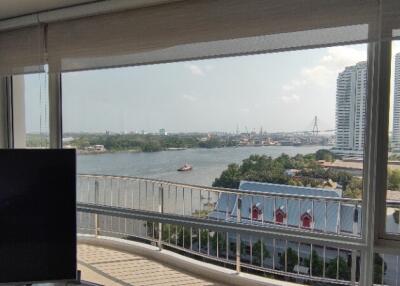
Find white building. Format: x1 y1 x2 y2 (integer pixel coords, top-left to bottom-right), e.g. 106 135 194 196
94 144 105 151
334 61 367 156
392 53 400 153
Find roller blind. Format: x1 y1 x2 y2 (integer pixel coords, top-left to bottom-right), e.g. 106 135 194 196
381 0 400 39
2 0 400 74
0 25 45 76
57 24 370 72
46 0 380 72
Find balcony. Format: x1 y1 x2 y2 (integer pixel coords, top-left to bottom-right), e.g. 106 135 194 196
77 243 227 286
76 175 400 286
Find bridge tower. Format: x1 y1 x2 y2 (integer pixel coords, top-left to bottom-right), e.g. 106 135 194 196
312 116 319 136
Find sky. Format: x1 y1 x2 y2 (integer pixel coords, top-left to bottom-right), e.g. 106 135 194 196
23 42 400 134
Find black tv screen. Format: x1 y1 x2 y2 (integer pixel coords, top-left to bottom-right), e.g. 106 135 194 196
0 149 76 284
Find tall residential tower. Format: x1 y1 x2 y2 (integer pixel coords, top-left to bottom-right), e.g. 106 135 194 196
392 53 400 153
334 61 367 155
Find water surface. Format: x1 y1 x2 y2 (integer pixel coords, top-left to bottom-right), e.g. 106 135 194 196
78 145 325 186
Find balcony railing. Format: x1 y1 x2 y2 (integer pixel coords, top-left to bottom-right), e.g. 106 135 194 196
76 174 400 286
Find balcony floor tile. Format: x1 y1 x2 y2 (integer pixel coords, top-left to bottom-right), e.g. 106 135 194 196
78 243 227 286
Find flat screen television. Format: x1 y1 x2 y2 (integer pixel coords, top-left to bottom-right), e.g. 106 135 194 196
0 149 77 284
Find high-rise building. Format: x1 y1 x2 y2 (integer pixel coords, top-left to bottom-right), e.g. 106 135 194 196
334 61 367 155
392 53 400 153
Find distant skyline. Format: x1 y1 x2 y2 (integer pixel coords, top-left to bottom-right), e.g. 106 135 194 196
23 42 400 134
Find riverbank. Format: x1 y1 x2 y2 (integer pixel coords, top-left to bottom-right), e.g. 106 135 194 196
77 149 141 155
76 144 328 156
77 145 326 186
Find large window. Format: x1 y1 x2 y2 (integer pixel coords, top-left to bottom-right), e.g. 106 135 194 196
63 45 367 189
1 2 399 285
62 44 374 284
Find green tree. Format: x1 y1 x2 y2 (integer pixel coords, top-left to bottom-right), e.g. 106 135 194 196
213 152 359 194
141 140 162 152
388 168 400 191
315 149 336 162
343 177 363 198
213 163 241 188
252 239 270 265
208 232 226 256
304 250 323 277
279 247 298 272
325 256 350 280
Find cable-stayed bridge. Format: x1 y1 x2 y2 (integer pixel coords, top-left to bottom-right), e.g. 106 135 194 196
266 116 335 136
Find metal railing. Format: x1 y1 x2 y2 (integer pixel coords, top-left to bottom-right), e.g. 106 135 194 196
76 174 400 286
77 174 363 237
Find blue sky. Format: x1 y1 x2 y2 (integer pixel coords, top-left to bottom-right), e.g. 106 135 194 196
23 42 400 134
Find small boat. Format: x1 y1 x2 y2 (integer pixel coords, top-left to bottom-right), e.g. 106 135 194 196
177 163 192 172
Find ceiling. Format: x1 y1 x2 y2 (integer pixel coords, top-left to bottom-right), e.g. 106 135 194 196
0 0 99 20
0 0 180 21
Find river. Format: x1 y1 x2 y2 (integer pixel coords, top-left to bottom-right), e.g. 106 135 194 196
78 145 326 186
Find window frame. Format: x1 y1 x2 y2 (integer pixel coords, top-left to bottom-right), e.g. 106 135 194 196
2 25 400 286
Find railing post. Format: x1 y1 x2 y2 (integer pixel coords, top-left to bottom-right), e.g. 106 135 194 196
158 184 164 250
236 195 241 273
351 250 357 286
94 180 99 236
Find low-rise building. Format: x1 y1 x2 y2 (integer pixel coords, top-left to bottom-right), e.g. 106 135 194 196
208 180 398 277
94 144 105 151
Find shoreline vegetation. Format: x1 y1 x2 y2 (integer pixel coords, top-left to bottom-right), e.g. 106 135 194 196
74 146 220 156
62 133 252 153
28 132 330 154
76 147 188 155
57 133 329 154
26 134 400 197
212 150 364 199
212 150 400 198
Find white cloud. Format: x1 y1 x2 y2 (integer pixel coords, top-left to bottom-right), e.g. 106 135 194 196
321 46 366 68
282 46 366 93
282 79 307 91
240 107 250 113
303 46 365 86
281 94 300 103
182 94 198 102
300 65 332 87
186 64 205 76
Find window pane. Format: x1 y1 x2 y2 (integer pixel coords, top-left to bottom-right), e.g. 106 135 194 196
13 70 49 148
65 44 367 284
387 40 400 236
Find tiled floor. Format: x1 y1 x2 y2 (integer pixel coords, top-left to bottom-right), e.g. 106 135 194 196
78 244 226 286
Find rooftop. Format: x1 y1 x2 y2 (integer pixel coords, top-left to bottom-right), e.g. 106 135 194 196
239 180 342 198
